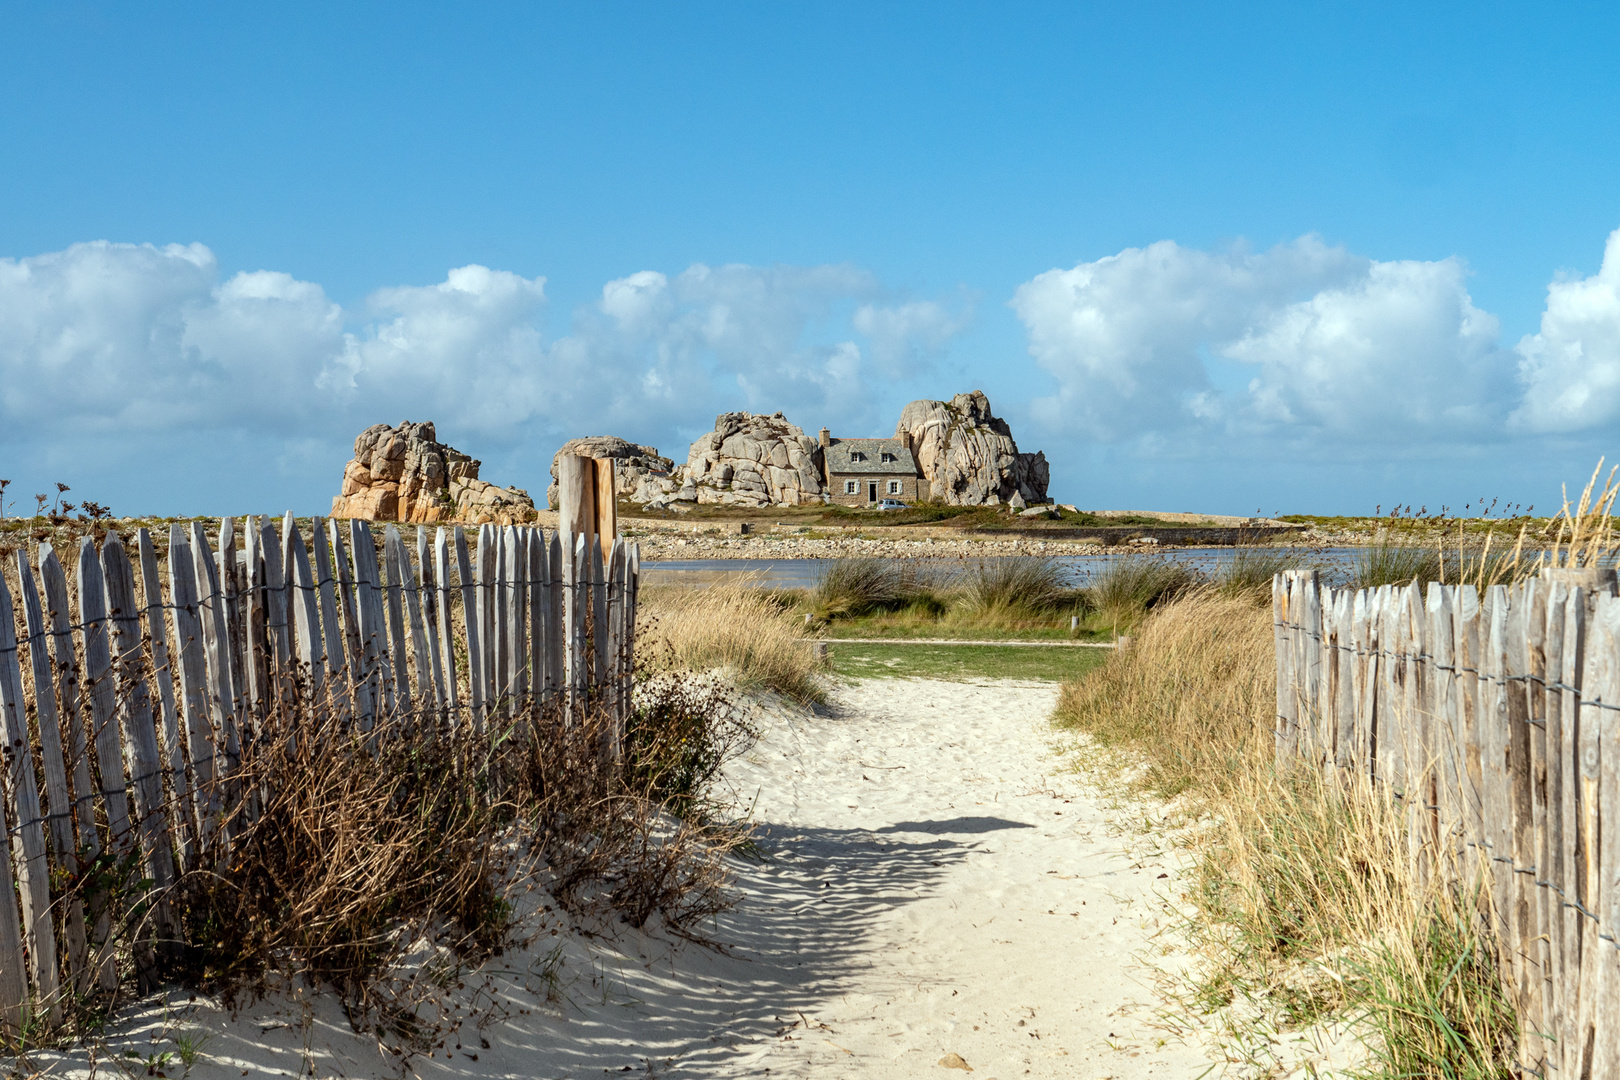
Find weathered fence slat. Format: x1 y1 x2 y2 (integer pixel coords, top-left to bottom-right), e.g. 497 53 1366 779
329 520 370 728
15 552 90 996
477 525 498 716
136 530 184 817
101 533 178 964
349 520 387 724
0 765 27 1038
39 545 105 948
166 527 216 853
505 525 528 716
528 528 549 715
396 528 435 726
0 563 62 1018
381 527 413 721
311 518 347 703
566 534 588 721
493 526 509 716
416 526 447 717
286 516 326 701
1594 592 1620 1078
191 522 241 781
78 537 130 990
455 526 484 734
217 518 247 731
590 536 609 696
1555 584 1584 1079
433 528 460 722
547 531 564 713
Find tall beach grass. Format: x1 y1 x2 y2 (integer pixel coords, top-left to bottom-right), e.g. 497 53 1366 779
639 581 826 703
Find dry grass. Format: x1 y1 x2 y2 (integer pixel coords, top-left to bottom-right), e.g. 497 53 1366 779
1054 589 1516 1076
639 582 826 703
1054 588 1272 797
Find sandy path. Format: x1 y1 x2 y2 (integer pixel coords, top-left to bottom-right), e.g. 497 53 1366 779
702 678 1212 1079
31 678 1212 1079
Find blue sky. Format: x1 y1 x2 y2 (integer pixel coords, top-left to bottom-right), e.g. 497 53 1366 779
3 2 1620 516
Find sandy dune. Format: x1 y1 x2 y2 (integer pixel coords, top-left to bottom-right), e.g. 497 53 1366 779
30 678 1213 1079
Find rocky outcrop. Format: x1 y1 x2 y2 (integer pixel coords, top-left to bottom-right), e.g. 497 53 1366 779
894 391 1050 506
546 437 678 508
331 421 537 524
683 412 827 507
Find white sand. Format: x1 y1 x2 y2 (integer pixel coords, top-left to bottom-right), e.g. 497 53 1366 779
30 678 1215 1079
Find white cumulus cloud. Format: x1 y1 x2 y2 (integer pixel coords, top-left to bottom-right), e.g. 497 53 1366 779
1015 236 1517 449
0 243 970 488
1511 228 1620 434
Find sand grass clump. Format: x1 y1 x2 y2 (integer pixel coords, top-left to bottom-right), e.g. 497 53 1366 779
1081 555 1197 630
960 556 1070 615
1215 544 1303 600
640 582 825 703
1054 589 1516 1074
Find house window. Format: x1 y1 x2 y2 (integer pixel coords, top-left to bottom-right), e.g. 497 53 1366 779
888 480 901 495
845 480 857 494
850 451 865 462
881 452 894 463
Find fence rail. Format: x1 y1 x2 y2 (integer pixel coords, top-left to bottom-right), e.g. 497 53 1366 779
1273 567 1620 1077
0 512 639 1038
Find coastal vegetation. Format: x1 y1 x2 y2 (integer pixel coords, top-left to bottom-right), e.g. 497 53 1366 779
1053 588 1517 1075
1051 468 1620 1075
638 582 826 704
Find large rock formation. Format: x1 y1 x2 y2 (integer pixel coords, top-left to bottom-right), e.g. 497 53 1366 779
547 437 678 508
683 412 826 507
894 391 1050 506
331 421 537 524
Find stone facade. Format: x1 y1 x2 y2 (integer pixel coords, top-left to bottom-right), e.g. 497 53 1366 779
823 437 923 506
547 437 677 509
330 421 537 525
894 390 1050 506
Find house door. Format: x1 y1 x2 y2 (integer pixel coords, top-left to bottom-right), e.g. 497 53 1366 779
868 481 878 503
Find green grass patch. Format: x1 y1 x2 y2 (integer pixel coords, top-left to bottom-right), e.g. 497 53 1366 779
828 641 1108 682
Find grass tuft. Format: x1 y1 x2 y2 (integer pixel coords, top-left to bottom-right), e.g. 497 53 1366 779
640 582 826 703
1079 555 1199 637
960 557 1070 615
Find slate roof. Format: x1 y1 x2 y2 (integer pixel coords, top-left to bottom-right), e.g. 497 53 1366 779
825 438 918 475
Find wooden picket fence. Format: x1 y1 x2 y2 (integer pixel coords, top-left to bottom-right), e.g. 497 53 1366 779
1273 567 1620 1077
0 512 640 1040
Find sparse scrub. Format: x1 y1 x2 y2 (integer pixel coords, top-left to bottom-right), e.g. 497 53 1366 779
1054 589 1516 1075
512 701 747 938
640 582 826 703
170 703 508 1028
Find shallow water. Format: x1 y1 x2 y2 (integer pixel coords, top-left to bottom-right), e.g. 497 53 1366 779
642 548 1368 589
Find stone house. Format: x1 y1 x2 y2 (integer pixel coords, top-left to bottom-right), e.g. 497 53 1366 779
819 428 924 506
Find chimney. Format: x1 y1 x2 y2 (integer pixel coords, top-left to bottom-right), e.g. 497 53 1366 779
819 427 831 448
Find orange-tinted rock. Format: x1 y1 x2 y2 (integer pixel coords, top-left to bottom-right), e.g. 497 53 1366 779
330 421 536 524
